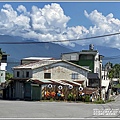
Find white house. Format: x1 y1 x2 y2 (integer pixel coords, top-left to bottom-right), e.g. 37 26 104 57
10 59 91 100
0 52 8 84
13 60 90 84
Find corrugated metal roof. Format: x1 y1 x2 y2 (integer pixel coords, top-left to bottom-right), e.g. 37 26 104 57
30 78 52 84
13 59 91 72
61 80 82 86
74 80 84 84
22 57 53 60
13 60 61 69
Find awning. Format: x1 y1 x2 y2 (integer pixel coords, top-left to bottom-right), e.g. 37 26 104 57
61 80 81 86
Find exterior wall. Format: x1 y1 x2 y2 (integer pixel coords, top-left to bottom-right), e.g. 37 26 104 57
13 69 32 78
0 70 5 83
102 70 108 80
21 60 39 65
101 88 106 101
32 62 88 83
61 53 79 61
94 53 100 74
0 63 7 70
78 59 94 72
0 63 7 83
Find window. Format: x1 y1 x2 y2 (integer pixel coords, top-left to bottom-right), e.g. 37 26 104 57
17 71 20 77
1 73 3 76
44 73 51 79
71 73 78 79
26 71 29 77
89 79 100 87
80 55 94 60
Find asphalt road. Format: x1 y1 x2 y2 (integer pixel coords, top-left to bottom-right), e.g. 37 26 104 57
0 95 120 119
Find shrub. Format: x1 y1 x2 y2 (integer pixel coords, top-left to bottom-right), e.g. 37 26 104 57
50 98 54 102
67 93 73 101
85 95 90 102
94 100 105 104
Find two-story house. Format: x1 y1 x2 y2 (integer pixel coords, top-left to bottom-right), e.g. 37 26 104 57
9 59 90 100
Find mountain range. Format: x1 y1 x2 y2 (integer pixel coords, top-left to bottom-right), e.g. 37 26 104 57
65 43 120 64
0 35 120 73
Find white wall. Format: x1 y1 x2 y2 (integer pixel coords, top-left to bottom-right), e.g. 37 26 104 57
62 53 79 61
101 88 106 101
0 63 7 70
94 53 100 74
0 63 7 83
13 69 32 78
32 62 88 84
13 62 89 87
101 70 108 80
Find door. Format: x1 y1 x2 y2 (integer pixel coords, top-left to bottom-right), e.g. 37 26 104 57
31 84 41 101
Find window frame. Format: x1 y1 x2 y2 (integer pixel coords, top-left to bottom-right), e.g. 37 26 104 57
26 71 29 78
71 73 79 79
44 73 51 79
17 71 20 77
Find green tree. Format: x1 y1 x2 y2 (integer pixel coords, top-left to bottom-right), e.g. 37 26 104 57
108 64 120 79
5 72 13 81
0 48 3 60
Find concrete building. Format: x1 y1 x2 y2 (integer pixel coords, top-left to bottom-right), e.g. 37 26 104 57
61 44 104 88
21 57 54 65
9 59 90 100
0 50 8 84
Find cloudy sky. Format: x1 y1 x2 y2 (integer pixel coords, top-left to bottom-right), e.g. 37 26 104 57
0 2 120 49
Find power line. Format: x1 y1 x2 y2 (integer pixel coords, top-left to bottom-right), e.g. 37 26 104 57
0 32 120 44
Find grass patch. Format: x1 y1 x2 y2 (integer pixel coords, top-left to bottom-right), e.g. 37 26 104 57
93 100 105 104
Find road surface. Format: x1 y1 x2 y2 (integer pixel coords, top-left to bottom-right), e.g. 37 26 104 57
0 95 120 118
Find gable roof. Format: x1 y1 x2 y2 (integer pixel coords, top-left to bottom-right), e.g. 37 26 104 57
13 59 91 72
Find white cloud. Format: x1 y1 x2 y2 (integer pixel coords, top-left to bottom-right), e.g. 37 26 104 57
17 5 27 13
0 3 87 47
84 10 120 49
0 3 120 49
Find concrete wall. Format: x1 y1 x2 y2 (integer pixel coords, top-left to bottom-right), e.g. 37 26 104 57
13 69 32 78
94 53 100 74
0 63 7 83
101 88 106 101
61 53 79 61
0 70 5 83
32 62 88 84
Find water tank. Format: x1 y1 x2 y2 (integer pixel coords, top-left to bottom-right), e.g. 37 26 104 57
89 44 94 50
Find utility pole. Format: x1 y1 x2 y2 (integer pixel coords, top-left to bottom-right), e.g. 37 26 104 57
99 55 104 100
99 59 102 100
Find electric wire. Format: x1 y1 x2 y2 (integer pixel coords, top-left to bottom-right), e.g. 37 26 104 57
0 32 120 44
0 32 120 62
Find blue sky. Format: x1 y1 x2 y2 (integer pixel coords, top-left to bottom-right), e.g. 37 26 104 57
0 2 120 49
1 2 120 28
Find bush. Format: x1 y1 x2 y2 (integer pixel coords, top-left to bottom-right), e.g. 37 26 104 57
67 93 73 101
94 100 105 104
85 95 90 102
49 98 54 102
